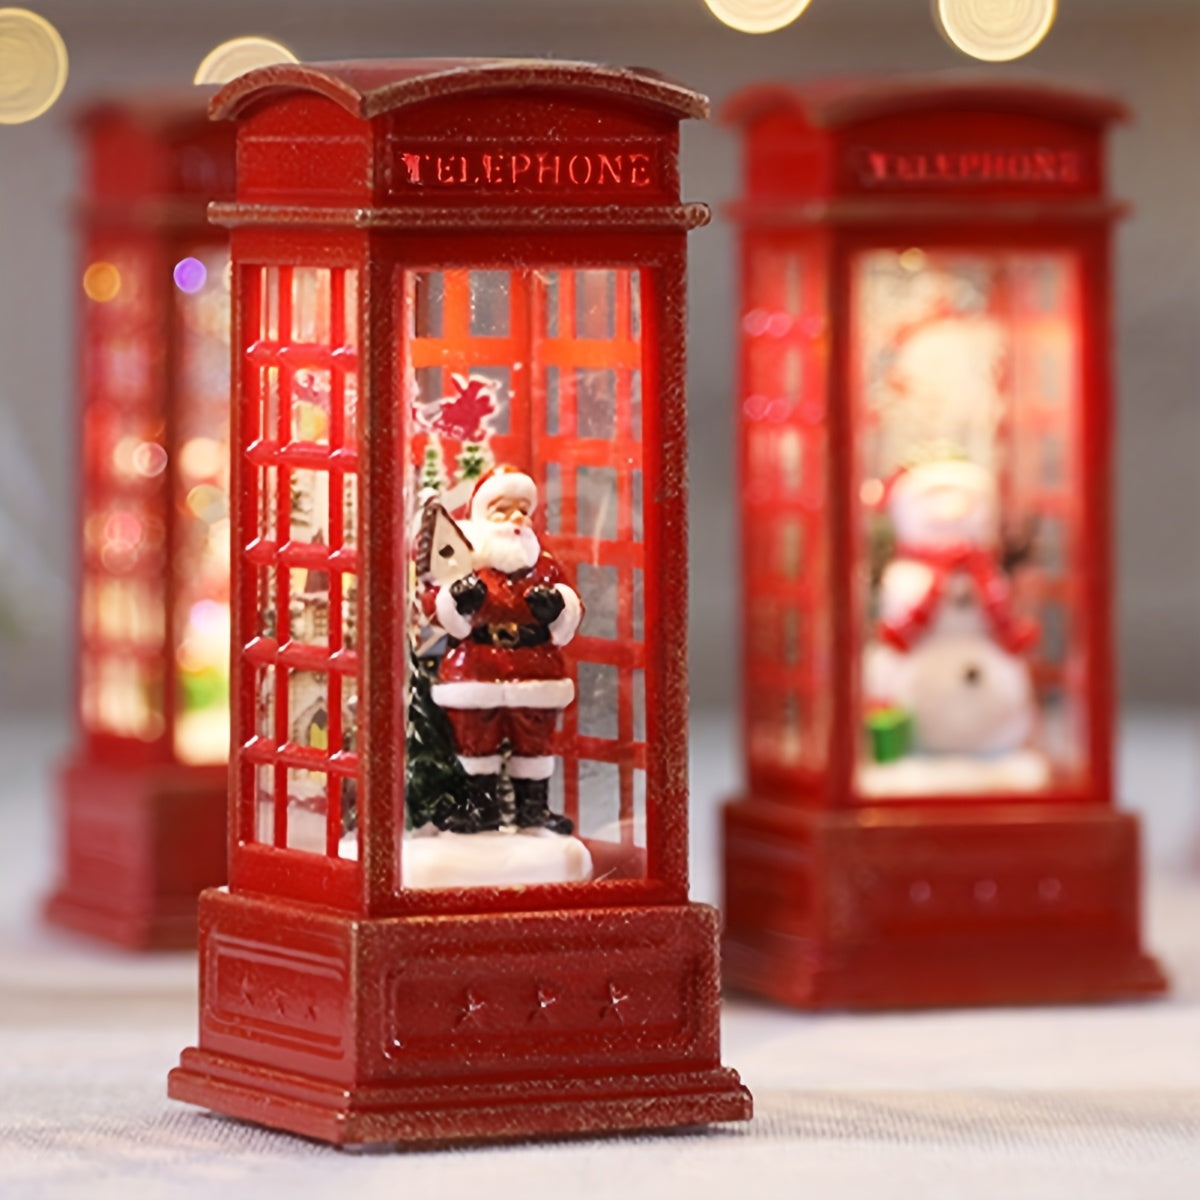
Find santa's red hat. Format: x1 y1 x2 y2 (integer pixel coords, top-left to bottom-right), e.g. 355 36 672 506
469 464 538 522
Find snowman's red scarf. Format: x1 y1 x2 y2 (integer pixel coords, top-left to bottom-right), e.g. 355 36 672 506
880 544 1039 655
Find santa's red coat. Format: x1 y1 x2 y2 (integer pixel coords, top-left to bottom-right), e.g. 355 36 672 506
431 553 580 712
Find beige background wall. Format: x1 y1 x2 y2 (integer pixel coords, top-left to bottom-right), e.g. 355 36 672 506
0 0 1196 715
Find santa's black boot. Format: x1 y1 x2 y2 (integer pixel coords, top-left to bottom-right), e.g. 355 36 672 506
513 778 573 835
434 775 502 833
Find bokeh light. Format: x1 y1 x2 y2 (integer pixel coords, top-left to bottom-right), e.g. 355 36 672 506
0 7 67 124
179 436 224 481
173 256 208 294
132 441 168 478
194 36 298 85
703 0 812 35
82 261 121 303
935 0 1057 62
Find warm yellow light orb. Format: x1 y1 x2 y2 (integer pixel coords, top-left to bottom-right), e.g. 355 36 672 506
0 8 67 124
194 35 298 86
935 0 1057 62
82 261 121 303
703 0 812 35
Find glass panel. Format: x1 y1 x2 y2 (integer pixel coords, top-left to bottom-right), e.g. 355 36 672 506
288 468 331 546
469 270 510 337
400 266 647 890
853 248 1084 799
576 369 616 439
576 563 618 638
285 766 328 852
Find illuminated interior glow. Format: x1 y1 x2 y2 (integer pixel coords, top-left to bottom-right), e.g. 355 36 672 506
82 261 121 303
0 7 67 124
193 36 298 85
703 0 812 35
935 0 1057 62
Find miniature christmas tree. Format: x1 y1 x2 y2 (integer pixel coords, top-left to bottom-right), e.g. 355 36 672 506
420 443 444 492
404 647 466 829
456 440 490 483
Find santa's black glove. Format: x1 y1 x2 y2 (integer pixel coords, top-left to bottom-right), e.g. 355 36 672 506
450 573 487 616
525 585 565 626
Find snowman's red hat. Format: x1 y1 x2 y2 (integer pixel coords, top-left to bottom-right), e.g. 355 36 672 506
469 464 538 522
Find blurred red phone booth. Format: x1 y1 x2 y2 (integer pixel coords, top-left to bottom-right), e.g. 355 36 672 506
167 58 750 1146
45 95 234 949
721 78 1166 1008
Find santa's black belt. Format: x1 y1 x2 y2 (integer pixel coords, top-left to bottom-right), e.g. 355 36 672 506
471 622 550 648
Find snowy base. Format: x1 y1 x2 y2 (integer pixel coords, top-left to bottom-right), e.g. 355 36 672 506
337 826 594 889
857 748 1052 797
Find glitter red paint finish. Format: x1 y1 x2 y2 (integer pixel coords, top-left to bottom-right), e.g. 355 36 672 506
167 58 750 1146
45 96 234 949
721 79 1165 1009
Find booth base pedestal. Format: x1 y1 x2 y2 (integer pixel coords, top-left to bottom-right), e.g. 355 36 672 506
169 890 751 1146
44 756 227 951
721 799 1167 1010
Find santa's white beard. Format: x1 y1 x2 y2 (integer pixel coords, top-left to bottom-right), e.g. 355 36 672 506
468 521 541 575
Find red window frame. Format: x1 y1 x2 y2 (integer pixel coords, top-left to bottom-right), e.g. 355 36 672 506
739 230 830 798
232 259 362 873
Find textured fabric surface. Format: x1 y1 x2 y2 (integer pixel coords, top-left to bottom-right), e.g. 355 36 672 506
2 715 1200 1198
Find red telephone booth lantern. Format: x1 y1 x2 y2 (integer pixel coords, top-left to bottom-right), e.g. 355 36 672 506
45 96 235 949
167 58 750 1146
721 79 1166 1009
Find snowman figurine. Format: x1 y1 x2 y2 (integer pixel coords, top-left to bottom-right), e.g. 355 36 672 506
864 457 1046 790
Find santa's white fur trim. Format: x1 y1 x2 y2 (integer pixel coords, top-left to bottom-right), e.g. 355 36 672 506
471 469 538 522
458 754 502 776
434 585 474 640
508 755 556 780
548 584 582 646
431 678 575 709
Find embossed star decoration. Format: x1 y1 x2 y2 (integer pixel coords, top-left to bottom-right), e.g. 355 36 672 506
530 984 558 1022
456 988 487 1027
600 980 631 1023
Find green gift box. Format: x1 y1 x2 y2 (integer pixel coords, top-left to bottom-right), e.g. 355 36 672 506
865 707 913 763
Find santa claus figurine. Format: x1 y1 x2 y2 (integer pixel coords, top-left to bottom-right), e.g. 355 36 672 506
431 465 583 834
867 457 1040 761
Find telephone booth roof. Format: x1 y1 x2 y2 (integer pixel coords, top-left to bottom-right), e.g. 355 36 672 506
207 58 707 227
77 89 232 219
210 58 707 122
723 76 1127 221
79 90 219 137
721 76 1127 130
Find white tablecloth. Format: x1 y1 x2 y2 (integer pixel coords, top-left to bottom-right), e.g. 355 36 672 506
2 714 1199 1199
